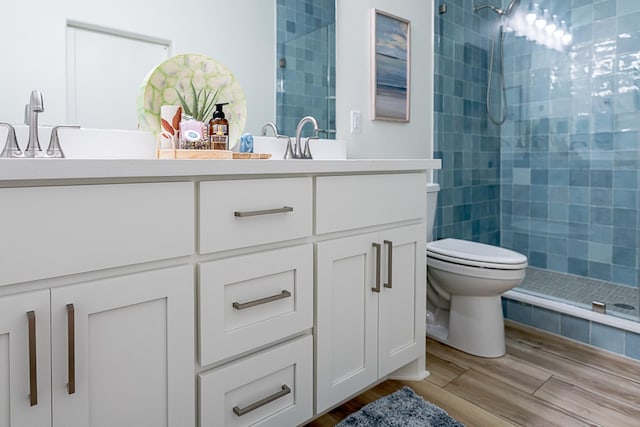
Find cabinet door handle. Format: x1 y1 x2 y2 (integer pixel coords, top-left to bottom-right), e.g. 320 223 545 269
232 384 291 416
66 304 75 395
384 240 393 289
27 311 38 406
234 206 293 217
372 242 381 293
232 290 292 310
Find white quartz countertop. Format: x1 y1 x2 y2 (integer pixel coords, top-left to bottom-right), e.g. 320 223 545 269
0 158 441 183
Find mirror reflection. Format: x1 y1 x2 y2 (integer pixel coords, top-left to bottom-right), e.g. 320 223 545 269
0 0 335 138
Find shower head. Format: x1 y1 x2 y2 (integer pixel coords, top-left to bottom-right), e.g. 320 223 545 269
473 0 521 16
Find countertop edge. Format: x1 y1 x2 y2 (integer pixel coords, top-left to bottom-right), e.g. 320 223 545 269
0 158 442 182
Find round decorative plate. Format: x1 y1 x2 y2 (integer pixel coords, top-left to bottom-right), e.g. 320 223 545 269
136 53 247 148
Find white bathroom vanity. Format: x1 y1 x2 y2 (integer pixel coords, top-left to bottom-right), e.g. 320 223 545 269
0 157 440 426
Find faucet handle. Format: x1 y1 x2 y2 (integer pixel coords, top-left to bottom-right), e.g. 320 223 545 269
46 124 80 158
277 135 295 159
0 122 23 158
302 136 318 160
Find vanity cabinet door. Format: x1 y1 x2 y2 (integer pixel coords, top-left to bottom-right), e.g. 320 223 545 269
315 225 426 413
315 233 379 414
50 265 195 427
378 224 425 378
0 291 51 427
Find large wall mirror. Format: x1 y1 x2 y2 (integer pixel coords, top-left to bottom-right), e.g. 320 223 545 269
0 0 335 139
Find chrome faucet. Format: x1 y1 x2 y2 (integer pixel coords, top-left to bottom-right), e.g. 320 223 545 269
261 121 280 137
295 116 322 159
23 90 44 157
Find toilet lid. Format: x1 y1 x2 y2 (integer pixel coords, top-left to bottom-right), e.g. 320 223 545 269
427 238 527 267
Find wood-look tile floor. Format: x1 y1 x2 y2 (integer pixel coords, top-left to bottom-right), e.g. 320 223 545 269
306 321 640 427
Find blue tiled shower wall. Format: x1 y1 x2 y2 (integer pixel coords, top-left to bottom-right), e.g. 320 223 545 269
434 1 640 288
433 0 502 245
501 0 640 288
276 0 335 138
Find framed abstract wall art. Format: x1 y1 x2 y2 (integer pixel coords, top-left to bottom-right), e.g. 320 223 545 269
371 9 411 122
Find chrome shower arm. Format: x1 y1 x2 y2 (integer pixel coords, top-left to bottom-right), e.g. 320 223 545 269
473 4 506 15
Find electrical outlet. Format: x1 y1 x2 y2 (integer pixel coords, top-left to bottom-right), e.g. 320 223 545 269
350 110 361 134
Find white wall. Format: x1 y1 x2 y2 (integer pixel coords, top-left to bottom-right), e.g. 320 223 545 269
336 0 434 159
0 0 274 135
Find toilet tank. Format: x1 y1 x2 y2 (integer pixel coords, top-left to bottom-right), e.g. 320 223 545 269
426 183 440 242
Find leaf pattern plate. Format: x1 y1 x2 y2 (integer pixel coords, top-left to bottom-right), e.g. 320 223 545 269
137 53 247 148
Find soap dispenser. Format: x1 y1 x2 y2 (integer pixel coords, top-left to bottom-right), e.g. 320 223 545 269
209 103 229 150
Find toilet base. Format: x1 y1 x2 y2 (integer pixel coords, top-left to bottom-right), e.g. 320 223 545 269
427 295 506 358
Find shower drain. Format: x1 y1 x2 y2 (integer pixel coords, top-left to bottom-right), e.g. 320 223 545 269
613 303 636 311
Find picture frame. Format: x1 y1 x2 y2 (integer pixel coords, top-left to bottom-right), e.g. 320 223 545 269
371 9 411 122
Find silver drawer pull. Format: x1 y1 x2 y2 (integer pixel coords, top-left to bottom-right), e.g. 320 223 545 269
27 311 38 406
233 290 292 310
233 384 291 416
384 240 393 289
234 206 293 217
372 243 381 293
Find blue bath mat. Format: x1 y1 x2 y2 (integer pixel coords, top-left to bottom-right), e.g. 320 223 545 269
336 386 464 427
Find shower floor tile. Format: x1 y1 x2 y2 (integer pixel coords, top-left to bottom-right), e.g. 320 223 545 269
516 267 639 320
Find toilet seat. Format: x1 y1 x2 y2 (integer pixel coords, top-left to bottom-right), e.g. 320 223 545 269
427 238 527 270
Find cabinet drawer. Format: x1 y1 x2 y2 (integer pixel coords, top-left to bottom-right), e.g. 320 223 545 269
199 335 312 427
316 173 426 234
199 178 312 253
0 182 194 286
199 245 312 366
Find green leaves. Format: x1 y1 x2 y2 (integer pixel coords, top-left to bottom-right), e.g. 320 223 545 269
176 82 219 121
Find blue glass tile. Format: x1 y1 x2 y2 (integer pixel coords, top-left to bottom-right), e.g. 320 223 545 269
613 189 637 209
618 12 640 33
560 315 590 344
568 257 589 276
531 307 560 333
591 207 612 225
569 187 590 204
590 224 612 244
591 323 624 354
530 252 548 268
569 205 589 223
506 299 533 325
613 227 637 248
625 332 640 361
613 131 637 150
569 170 589 186
549 187 568 202
612 246 636 267
589 261 611 281
618 0 640 16
589 242 612 263
590 188 612 206
592 132 613 150
613 208 637 225
612 265 636 286
547 256 568 272
613 170 638 189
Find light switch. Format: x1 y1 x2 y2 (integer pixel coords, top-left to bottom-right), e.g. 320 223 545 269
350 110 361 134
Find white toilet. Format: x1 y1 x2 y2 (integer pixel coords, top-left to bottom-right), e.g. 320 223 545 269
425 183 527 357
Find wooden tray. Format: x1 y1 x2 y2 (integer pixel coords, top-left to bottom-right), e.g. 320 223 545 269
232 153 272 159
157 149 233 159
